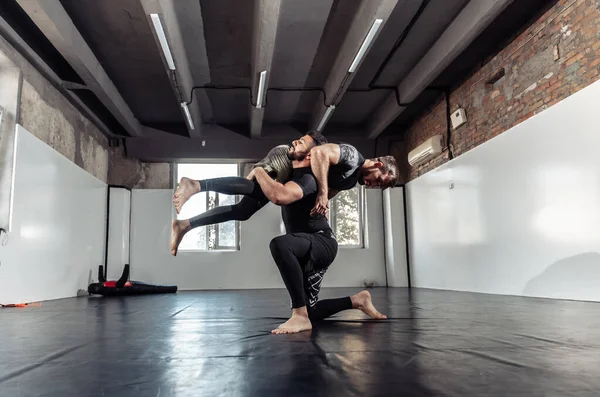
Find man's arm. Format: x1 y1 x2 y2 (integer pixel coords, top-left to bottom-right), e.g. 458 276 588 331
311 144 340 196
310 144 340 215
251 167 304 205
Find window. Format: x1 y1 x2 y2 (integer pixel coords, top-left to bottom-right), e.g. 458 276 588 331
175 163 240 251
328 186 366 248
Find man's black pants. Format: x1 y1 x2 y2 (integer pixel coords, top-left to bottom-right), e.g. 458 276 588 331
269 232 352 321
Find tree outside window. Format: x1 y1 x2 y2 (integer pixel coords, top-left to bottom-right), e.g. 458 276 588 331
329 186 365 248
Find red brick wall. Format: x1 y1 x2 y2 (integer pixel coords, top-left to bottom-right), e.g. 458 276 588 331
402 0 600 181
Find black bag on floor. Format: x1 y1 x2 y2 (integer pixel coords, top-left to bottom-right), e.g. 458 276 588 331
87 265 177 296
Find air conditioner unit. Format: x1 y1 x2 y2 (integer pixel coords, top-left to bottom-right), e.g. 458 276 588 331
408 135 443 167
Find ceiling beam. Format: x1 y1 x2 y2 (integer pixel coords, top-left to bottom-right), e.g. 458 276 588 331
140 0 212 137
15 0 143 137
128 136 293 162
310 0 398 132
367 0 515 139
0 14 123 140
126 129 376 162
250 0 283 138
61 81 87 90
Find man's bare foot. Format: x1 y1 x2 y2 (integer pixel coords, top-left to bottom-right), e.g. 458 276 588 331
170 219 191 256
272 309 312 334
351 290 387 320
173 177 201 214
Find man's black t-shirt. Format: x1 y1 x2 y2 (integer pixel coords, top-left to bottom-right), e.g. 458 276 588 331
281 167 331 234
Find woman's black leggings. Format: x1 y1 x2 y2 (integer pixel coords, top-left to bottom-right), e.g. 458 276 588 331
189 177 269 229
269 234 352 321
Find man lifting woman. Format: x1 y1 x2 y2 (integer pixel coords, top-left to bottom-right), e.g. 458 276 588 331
170 131 399 255
169 131 397 333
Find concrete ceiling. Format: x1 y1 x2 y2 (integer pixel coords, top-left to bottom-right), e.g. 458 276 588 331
61 0 182 125
3 0 557 160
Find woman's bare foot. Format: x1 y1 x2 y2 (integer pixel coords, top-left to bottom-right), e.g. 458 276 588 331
173 177 201 214
170 219 191 256
351 290 387 320
272 308 312 334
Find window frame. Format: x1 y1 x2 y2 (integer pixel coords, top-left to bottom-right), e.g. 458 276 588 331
173 161 242 252
328 185 366 249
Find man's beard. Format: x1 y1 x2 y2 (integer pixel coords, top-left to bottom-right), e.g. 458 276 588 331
287 148 306 161
286 144 295 160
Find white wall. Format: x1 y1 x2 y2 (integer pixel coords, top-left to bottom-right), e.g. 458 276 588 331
0 125 106 303
406 78 600 302
329 189 386 287
0 56 22 232
383 187 409 287
129 189 386 289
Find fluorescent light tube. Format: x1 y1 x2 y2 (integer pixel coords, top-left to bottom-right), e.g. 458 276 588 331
181 102 195 130
256 70 267 108
348 19 383 73
150 13 176 70
317 105 336 131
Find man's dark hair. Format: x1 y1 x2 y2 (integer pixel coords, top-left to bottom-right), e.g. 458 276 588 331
306 130 328 146
375 155 399 188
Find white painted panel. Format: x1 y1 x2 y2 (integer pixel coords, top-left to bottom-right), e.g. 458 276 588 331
0 62 22 232
383 187 409 287
129 189 386 289
406 78 600 302
106 187 131 280
0 125 106 303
